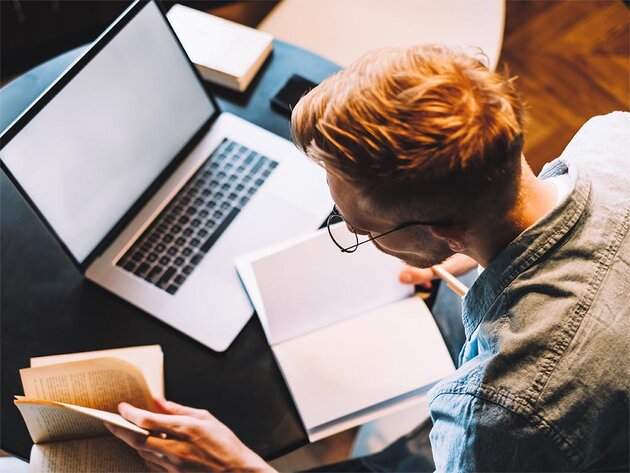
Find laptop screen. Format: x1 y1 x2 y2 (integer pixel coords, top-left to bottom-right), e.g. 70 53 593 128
0 1 216 264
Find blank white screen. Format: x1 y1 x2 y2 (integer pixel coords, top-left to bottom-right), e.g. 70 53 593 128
1 2 215 263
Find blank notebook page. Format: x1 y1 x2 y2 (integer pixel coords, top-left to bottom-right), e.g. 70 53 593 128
272 296 454 430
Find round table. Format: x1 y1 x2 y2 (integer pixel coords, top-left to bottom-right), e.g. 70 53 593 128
0 39 467 462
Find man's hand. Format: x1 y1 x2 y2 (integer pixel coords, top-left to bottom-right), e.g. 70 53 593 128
105 397 274 473
399 254 477 287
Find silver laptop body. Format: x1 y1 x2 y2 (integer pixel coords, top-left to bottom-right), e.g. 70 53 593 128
0 0 332 351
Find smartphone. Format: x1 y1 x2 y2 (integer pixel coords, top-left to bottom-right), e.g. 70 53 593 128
270 74 319 116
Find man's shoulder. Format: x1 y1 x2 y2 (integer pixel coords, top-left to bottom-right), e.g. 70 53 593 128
560 111 630 184
428 383 576 471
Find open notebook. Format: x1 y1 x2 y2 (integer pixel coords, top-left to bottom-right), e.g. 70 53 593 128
236 226 455 441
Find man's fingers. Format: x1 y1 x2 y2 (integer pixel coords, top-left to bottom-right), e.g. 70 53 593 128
154 397 214 421
138 450 175 472
118 402 193 437
105 421 184 455
399 266 434 287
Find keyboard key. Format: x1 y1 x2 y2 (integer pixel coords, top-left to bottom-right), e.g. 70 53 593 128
213 210 223 218
167 246 178 256
159 256 170 266
175 237 186 246
200 207 241 253
137 262 150 274
131 252 143 262
183 265 194 275
166 285 178 295
251 157 265 174
199 209 209 218
157 267 176 287
147 253 158 262
205 220 216 228
156 244 166 252
198 229 208 237
191 218 201 227
191 254 203 264
186 206 196 215
163 235 173 243
175 275 186 284
171 224 182 234
228 193 238 201
182 248 193 257
244 152 256 165
190 238 200 247
220 202 230 210
178 215 190 224
183 228 193 237
221 183 230 191
201 189 211 196
194 197 204 205
147 266 162 282
174 257 185 266
123 261 136 271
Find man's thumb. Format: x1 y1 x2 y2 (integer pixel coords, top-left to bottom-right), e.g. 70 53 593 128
399 266 434 287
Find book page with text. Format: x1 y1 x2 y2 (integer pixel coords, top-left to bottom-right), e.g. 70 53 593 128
15 397 149 443
16 399 109 444
30 437 147 472
20 358 155 412
30 345 164 397
249 225 412 344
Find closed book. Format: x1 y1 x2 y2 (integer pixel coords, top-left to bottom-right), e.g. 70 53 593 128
167 4 273 91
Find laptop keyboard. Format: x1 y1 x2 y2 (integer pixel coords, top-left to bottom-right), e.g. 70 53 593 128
117 139 278 294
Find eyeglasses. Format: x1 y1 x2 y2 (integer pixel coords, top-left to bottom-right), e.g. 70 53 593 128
327 206 451 253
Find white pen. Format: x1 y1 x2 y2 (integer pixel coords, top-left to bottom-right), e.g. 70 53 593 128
431 265 469 297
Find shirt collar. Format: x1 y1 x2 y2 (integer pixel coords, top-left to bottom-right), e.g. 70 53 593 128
460 159 591 339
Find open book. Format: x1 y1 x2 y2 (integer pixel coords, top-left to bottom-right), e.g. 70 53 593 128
15 345 163 472
236 226 455 441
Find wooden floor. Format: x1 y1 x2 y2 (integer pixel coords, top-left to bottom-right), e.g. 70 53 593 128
500 0 630 173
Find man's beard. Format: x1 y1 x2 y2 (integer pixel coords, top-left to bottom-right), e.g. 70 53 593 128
372 239 454 269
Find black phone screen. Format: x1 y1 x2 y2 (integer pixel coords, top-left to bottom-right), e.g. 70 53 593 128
270 74 319 116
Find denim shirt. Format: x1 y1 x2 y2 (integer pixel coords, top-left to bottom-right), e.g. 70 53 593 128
428 112 630 472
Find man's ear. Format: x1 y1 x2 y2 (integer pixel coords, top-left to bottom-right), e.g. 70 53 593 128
429 225 469 252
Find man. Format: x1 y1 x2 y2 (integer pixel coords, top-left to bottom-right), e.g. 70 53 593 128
107 45 629 471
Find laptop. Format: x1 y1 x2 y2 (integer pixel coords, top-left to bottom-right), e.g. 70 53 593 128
0 0 332 352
